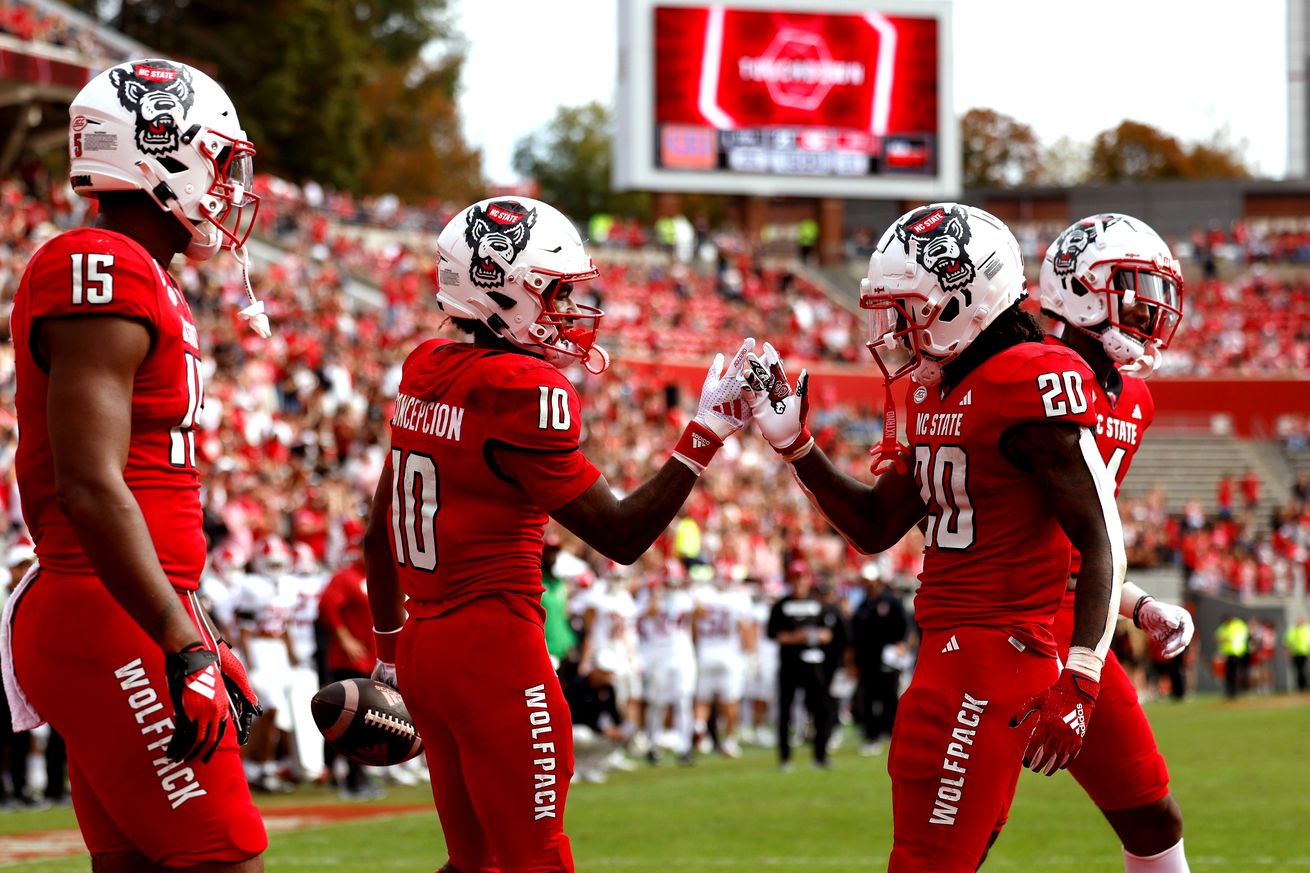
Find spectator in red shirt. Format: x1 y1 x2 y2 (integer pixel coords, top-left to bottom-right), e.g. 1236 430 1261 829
1241 469 1261 511
1217 474 1234 520
317 553 378 798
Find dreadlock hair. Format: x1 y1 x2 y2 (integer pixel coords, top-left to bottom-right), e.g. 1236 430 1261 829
449 316 499 344
941 300 1045 389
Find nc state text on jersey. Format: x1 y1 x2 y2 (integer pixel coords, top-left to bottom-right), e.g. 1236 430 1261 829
916 412 964 438
390 393 465 441
1097 415 1139 445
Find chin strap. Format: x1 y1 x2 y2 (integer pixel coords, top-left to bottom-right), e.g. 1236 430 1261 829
869 393 910 475
582 343 610 375
1118 342 1164 379
231 244 271 339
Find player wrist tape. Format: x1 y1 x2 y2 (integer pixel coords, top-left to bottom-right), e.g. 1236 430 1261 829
373 627 402 664
672 420 724 476
1064 645 1104 685
1132 594 1155 629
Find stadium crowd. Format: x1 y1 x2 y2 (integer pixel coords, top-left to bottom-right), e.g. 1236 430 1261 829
2 171 1309 802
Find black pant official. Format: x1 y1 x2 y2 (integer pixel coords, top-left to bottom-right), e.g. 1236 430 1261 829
777 660 832 766
855 665 900 744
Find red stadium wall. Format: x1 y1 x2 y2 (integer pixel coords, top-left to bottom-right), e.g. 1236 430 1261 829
621 358 1310 437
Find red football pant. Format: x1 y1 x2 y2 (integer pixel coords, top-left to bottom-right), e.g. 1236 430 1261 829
888 627 1058 873
1053 595 1171 810
10 571 267 865
398 595 575 873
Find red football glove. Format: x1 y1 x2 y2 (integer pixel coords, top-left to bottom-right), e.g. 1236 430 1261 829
216 639 262 745
1008 668 1099 776
165 642 229 764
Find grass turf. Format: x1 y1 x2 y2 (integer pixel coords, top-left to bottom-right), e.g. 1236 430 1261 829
3 694 1307 871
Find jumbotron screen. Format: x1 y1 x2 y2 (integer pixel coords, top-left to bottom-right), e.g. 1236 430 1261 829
654 5 939 179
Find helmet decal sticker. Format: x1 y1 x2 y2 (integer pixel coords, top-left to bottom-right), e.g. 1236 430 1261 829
1051 213 1122 279
895 204 976 302
108 61 195 156
463 200 538 288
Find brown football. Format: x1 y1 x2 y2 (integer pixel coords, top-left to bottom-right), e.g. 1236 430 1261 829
311 678 424 767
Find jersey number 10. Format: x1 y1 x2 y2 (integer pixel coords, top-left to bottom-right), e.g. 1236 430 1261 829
390 448 439 571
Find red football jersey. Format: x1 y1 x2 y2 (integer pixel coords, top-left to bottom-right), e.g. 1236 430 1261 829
11 228 207 585
385 339 600 621
1045 337 1155 575
907 341 1097 654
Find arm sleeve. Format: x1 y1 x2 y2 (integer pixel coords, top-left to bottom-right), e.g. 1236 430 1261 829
491 364 601 511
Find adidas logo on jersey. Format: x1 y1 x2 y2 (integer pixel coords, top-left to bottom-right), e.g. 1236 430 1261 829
691 434 711 449
1131 404 1142 420
941 635 960 653
958 390 972 406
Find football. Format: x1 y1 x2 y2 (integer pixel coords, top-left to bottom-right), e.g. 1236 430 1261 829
311 678 424 767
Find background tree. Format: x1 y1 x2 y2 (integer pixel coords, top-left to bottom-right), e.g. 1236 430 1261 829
960 108 1043 189
1087 120 1250 181
69 0 482 200
1087 120 1191 181
1035 135 1090 187
512 101 647 222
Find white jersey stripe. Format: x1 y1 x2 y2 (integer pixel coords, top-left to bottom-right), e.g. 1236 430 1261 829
1077 428 1126 661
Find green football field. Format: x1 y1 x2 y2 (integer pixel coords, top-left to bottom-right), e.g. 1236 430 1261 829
3 695 1307 871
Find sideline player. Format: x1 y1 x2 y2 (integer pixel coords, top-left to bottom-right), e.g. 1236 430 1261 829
363 196 753 873
743 203 1125 872
1039 214 1194 872
691 565 753 756
4 60 267 870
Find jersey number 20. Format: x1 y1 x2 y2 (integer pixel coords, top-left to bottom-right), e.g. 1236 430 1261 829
390 448 439 571
914 445 975 550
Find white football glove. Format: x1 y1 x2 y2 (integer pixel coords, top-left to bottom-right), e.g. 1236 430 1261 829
695 338 756 439
740 341 813 460
673 338 755 475
1135 598 1194 660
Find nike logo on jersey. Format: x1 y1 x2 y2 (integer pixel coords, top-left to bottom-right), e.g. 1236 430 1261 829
1131 404 1142 420
941 635 960 653
958 390 972 406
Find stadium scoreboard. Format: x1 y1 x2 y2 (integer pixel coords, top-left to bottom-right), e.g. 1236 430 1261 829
616 0 958 199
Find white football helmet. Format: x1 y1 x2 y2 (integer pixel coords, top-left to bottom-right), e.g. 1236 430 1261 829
1039 213 1184 377
436 197 607 373
861 203 1025 387
69 59 259 261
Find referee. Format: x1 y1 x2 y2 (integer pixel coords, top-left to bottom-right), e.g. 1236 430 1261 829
767 572 843 770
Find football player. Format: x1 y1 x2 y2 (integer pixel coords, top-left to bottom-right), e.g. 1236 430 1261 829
634 571 699 764
742 203 1125 872
691 565 754 756
4 60 266 870
1039 214 1194 873
363 196 753 873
